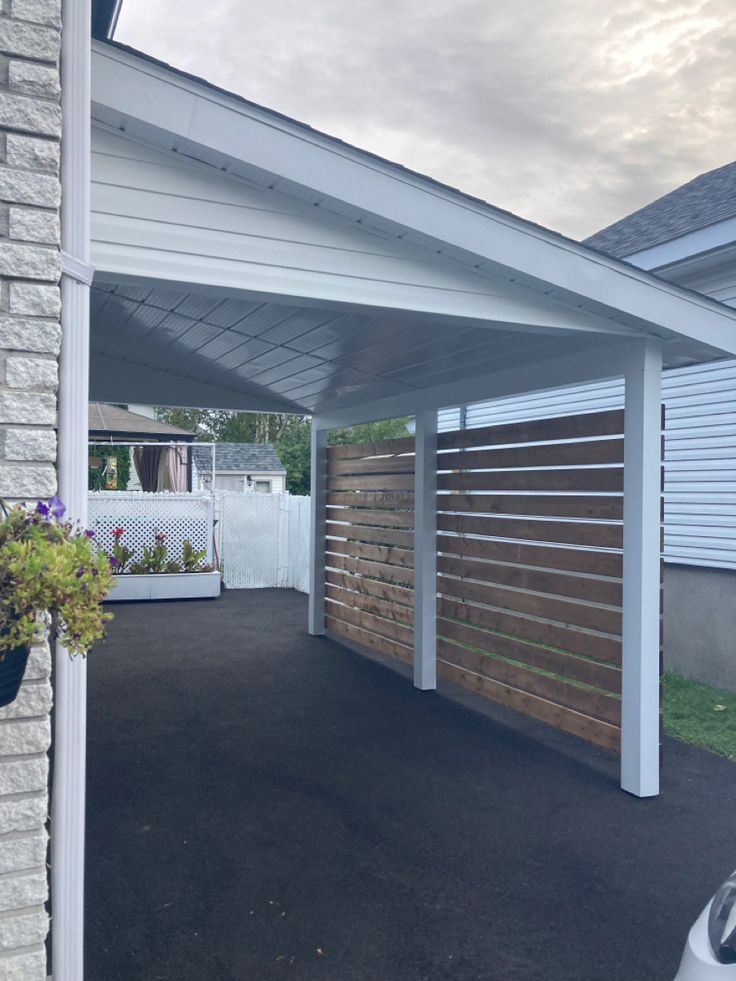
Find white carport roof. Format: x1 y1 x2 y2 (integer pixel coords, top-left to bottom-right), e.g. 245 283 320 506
90 39 736 424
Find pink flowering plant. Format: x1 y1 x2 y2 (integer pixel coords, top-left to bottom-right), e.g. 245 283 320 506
0 497 113 656
105 526 212 576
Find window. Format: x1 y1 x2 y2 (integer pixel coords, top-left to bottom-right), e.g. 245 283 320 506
254 480 271 494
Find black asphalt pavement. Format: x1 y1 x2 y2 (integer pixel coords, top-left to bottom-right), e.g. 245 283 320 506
86 589 736 981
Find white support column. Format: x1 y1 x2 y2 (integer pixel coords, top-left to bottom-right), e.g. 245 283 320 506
308 424 328 635
53 0 92 976
413 410 438 690
621 339 663 798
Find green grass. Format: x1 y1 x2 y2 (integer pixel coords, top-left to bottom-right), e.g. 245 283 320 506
663 671 736 760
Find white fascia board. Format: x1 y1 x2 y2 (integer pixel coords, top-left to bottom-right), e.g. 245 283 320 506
91 42 736 360
314 337 646 429
624 216 736 272
90 351 301 413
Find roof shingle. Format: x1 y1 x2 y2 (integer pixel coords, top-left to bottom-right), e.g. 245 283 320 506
584 160 736 259
191 443 285 473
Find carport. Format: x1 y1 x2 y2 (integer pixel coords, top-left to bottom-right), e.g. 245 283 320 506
53 30 736 978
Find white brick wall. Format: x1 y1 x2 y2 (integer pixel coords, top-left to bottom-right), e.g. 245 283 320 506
0 1 61 976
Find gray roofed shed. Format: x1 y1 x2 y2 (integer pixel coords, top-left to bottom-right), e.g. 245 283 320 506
585 160 736 259
191 443 285 473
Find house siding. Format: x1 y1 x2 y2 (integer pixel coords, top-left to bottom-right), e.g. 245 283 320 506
0 1 61 976
89 125 510 305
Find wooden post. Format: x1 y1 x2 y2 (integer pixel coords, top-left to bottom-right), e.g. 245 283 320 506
414 409 438 689
308 424 327 635
621 339 662 797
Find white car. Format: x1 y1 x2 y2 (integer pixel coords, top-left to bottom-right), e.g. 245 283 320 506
676 872 736 978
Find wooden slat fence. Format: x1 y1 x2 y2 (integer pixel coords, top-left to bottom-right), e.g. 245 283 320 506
324 436 415 664
322 409 663 756
435 408 662 753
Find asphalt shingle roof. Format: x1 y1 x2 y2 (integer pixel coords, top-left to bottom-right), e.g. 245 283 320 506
584 160 736 259
89 402 194 439
191 443 284 473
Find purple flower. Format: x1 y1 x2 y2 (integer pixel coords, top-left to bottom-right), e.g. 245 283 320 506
35 501 49 517
48 496 66 520
108 555 120 569
84 529 95 539
75 567 85 579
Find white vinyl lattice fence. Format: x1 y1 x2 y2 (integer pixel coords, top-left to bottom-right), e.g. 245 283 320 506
217 492 310 591
88 492 214 564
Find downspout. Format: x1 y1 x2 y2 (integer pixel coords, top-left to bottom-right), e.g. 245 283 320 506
53 0 93 977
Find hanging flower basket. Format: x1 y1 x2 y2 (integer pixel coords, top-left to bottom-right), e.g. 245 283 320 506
0 497 114 708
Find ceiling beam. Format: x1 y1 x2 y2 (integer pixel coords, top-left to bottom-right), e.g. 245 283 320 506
313 337 647 429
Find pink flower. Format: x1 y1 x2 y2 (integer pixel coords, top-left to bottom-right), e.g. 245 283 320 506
112 527 124 537
155 531 166 542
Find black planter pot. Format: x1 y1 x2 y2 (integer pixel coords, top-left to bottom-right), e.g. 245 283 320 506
0 644 30 708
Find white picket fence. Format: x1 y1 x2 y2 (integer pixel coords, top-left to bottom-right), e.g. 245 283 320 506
216 492 310 592
88 491 311 592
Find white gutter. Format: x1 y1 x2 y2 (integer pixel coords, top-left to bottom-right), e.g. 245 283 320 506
53 0 93 976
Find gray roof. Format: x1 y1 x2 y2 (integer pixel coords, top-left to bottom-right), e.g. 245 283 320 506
584 160 736 259
191 443 285 473
89 402 194 439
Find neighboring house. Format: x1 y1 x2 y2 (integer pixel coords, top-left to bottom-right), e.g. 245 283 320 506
441 160 736 688
191 443 286 493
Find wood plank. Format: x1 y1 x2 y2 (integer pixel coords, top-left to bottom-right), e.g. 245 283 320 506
328 455 415 476
437 617 621 693
326 583 414 625
325 507 414 529
437 553 622 606
438 437 623 472
437 533 623 578
437 573 621 634
326 538 414 569
326 520 413 548
437 637 621 725
326 569 414 607
328 491 415 510
328 473 415 492
437 493 623 521
326 552 415 586
437 659 620 752
437 409 625 451
438 596 621 665
437 512 623 549
438 468 624 493
328 436 415 460
325 598 414 647
327 615 413 665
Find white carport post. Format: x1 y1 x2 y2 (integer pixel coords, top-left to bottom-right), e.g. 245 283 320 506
54 0 92 976
621 339 663 797
308 423 328 635
413 410 438 690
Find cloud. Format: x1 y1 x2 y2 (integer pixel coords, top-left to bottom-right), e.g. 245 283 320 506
115 0 736 239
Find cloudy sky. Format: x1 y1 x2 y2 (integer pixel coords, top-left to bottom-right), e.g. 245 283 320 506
115 0 735 240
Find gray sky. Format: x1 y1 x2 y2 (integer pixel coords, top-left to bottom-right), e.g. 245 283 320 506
115 0 735 240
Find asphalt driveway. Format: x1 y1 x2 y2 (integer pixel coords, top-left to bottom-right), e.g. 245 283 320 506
86 589 736 980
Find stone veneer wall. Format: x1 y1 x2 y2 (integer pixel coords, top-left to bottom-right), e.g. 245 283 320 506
0 0 61 977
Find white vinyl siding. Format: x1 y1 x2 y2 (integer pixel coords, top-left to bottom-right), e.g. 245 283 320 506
439 260 736 571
